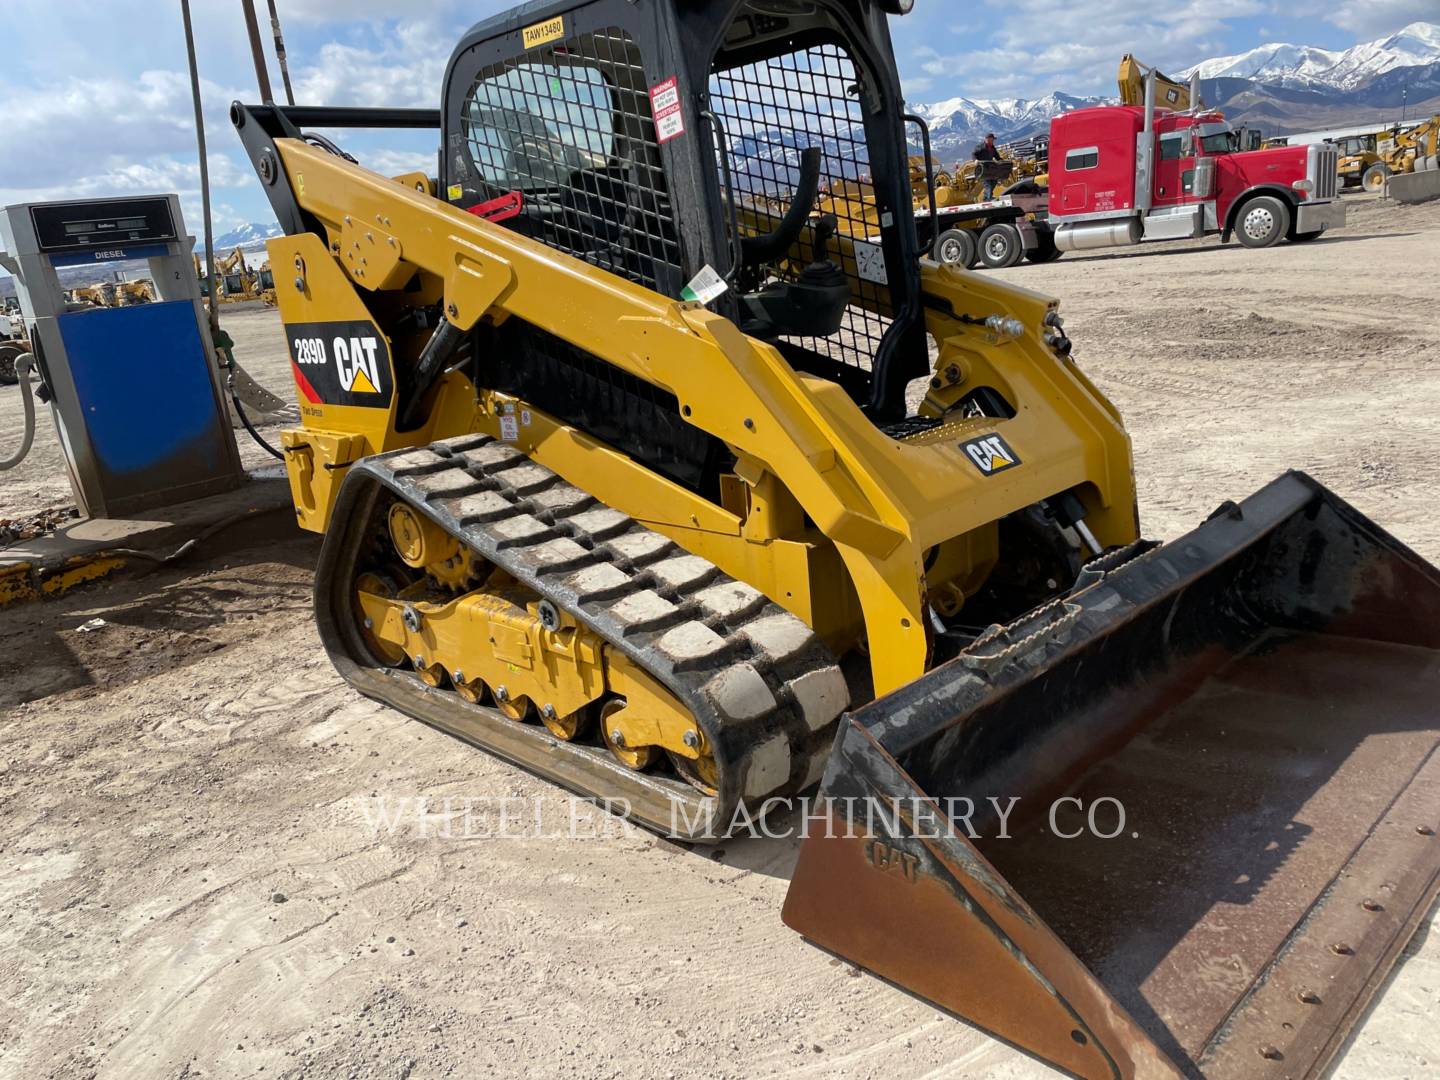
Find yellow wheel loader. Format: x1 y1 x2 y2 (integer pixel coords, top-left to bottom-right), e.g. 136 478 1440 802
232 2 1440 1077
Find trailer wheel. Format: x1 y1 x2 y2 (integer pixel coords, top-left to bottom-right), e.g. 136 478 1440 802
935 228 976 268
1235 196 1290 249
1362 163 1390 193
979 223 1024 268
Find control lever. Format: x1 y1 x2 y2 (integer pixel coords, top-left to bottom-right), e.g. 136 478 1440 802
740 147 823 266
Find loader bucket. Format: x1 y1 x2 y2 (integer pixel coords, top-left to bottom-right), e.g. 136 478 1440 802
784 472 1440 1080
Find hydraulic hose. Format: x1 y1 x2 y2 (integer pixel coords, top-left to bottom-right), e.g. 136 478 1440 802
209 326 285 461
0 352 37 471
230 385 285 460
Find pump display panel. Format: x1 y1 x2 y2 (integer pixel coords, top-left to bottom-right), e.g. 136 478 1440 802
29 197 178 253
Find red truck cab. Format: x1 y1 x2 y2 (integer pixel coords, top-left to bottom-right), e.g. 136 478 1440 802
1045 104 1343 252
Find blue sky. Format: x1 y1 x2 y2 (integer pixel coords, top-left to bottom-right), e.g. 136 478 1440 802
0 0 1430 236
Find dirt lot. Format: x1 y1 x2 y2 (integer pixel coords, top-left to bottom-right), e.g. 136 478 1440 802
2 194 1438 1080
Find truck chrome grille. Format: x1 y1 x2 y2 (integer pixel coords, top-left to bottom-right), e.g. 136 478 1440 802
1311 145 1339 200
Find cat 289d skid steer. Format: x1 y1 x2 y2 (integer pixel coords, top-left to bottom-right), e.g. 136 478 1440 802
232 2 1440 1076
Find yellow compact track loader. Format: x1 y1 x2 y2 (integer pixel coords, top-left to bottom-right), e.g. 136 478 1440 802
233 2 1440 1077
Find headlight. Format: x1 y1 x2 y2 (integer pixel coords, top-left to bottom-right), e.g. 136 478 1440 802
1292 179 1314 194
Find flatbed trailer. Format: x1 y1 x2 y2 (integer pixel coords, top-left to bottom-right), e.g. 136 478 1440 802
910 193 1058 269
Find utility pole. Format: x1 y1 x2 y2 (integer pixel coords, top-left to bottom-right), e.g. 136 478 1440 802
239 0 275 103
179 0 219 337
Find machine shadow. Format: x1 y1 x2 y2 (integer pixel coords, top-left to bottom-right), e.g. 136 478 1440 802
1050 229 1396 264
0 527 318 708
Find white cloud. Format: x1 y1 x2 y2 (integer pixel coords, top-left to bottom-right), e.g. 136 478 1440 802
0 69 249 190
908 0 1269 99
278 0 466 22
1325 2 1438 39
0 63 258 227
366 149 440 176
291 18 453 108
0 152 251 234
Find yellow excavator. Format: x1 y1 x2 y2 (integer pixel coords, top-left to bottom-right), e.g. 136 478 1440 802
217 246 259 301
1118 54 1263 149
1117 54 1194 110
1381 114 1440 181
197 246 266 303
232 3 1440 1077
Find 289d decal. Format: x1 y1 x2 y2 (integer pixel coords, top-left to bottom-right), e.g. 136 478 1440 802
285 320 393 408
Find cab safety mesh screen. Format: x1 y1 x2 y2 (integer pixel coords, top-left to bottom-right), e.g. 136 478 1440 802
461 29 684 297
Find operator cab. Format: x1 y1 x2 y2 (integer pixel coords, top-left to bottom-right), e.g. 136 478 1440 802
441 0 928 424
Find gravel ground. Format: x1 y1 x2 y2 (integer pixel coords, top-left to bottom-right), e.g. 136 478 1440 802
1 192 1437 1080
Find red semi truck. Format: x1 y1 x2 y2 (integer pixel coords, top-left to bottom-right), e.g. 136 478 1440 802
923 73 1345 268
1044 101 1343 254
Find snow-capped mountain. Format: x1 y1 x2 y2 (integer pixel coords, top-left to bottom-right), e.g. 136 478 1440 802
911 92 1104 136
1181 22 1440 92
908 92 1107 159
214 222 284 249
900 21 1440 153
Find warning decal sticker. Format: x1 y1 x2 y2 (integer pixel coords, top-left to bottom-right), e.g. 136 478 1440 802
285 320 394 409
649 77 685 143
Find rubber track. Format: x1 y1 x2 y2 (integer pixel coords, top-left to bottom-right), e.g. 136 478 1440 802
352 434 850 827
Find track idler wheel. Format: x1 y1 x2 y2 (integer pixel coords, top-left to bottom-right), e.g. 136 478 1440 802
599 700 659 771
668 747 720 796
453 675 487 705
540 701 596 742
492 686 532 722
356 572 408 667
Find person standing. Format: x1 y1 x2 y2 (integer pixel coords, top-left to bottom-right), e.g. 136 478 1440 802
973 133 1001 198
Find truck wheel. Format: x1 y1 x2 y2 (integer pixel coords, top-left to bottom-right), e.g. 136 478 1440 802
979 223 1024 268
1235 196 1291 249
0 342 22 386
1025 231 1062 263
964 232 982 269
935 229 976 268
1362 163 1390 193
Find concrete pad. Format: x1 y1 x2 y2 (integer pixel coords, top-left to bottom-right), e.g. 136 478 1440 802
0 467 295 603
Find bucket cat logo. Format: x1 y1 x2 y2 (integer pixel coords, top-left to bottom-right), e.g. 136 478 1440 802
285 320 393 408
962 434 1021 475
